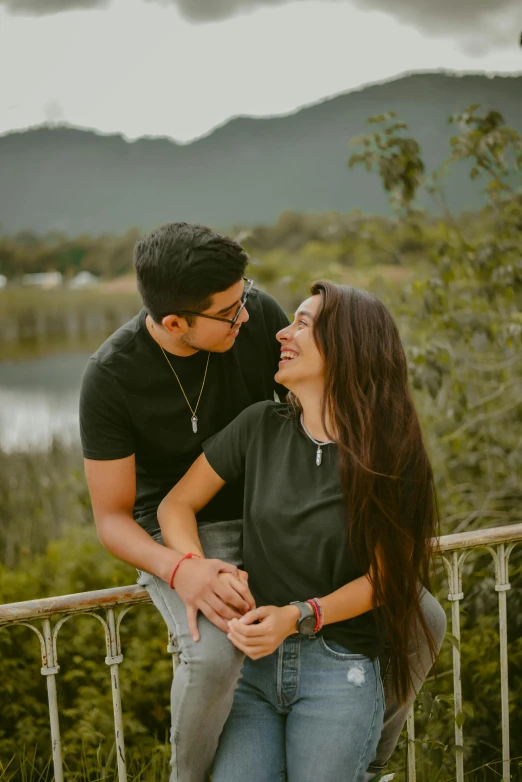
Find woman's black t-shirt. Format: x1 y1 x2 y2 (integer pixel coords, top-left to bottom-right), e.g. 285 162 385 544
203 400 380 659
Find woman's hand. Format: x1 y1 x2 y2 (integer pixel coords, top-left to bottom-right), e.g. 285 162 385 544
227 604 299 659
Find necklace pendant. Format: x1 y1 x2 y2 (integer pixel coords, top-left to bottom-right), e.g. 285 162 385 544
191 415 198 434
316 446 322 467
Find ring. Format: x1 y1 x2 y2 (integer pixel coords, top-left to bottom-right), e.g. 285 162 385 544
256 608 261 621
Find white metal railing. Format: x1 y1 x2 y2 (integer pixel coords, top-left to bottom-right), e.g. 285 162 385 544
0 584 178 782
409 523 522 782
1 523 521 782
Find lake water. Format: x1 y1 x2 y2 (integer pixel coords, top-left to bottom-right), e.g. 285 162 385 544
0 350 93 452
0 289 142 451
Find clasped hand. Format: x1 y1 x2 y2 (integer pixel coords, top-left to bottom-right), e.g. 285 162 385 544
227 605 299 660
173 557 255 641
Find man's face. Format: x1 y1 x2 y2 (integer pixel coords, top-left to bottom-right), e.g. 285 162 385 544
179 278 251 353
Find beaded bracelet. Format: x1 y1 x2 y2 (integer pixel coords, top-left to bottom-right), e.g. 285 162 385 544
169 552 201 589
306 599 320 632
307 597 324 633
313 598 324 632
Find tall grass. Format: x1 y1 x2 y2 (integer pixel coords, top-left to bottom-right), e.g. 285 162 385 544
2 748 521 781
0 441 90 568
0 739 171 782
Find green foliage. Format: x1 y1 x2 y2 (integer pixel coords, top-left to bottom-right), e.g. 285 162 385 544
0 288 140 360
0 443 90 567
448 105 522 200
348 112 425 214
0 523 173 780
346 103 522 781
0 230 140 281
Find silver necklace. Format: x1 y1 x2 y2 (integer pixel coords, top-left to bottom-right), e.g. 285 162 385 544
299 414 334 466
159 345 210 434
151 319 211 434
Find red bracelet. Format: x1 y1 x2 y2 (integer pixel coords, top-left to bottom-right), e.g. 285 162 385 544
169 552 201 589
306 600 319 632
307 598 324 633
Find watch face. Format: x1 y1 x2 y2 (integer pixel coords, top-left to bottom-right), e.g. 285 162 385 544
299 614 316 635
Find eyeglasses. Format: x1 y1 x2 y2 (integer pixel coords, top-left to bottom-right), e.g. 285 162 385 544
176 278 254 327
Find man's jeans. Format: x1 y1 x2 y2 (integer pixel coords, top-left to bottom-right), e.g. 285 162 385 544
138 519 447 782
137 520 245 782
213 636 384 782
368 587 447 774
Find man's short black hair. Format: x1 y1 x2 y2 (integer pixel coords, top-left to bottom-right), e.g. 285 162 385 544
134 222 248 323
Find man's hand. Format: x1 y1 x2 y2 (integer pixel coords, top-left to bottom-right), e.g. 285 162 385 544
218 570 254 607
227 604 299 659
173 557 255 641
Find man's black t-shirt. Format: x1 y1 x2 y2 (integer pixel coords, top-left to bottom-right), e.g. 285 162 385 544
79 288 289 536
203 400 380 659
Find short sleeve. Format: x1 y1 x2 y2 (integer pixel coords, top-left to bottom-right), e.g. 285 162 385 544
257 290 290 399
202 401 268 483
79 358 135 460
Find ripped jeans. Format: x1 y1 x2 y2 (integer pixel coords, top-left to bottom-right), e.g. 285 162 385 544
212 635 384 782
139 520 446 780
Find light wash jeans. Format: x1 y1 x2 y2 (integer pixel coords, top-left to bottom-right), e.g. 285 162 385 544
138 519 447 781
213 635 384 782
137 520 246 782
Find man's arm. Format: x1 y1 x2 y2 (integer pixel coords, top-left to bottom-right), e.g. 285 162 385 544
85 455 253 639
84 455 184 582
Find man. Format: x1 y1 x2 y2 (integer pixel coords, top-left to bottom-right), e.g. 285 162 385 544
80 222 446 782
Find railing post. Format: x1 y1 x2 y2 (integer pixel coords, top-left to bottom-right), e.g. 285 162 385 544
491 543 513 782
105 607 127 782
41 617 64 782
444 550 465 782
406 706 416 782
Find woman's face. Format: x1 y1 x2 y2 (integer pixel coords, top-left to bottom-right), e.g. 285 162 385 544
275 294 325 390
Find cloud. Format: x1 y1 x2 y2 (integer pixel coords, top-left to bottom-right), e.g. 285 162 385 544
1 0 519 52
350 0 520 52
167 0 521 52
147 0 287 22
1 0 109 14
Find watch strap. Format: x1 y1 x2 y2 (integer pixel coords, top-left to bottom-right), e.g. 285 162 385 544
290 601 316 635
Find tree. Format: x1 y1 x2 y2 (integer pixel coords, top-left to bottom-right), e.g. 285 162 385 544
348 112 425 215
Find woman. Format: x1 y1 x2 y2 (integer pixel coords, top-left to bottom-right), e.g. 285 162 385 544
158 281 438 782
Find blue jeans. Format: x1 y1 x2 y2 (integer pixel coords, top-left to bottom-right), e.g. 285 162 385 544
212 634 384 782
140 519 446 781
137 521 245 782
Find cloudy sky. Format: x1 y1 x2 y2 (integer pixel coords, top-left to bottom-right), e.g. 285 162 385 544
0 0 520 142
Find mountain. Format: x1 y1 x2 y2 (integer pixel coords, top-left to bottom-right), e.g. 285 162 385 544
1 72 521 235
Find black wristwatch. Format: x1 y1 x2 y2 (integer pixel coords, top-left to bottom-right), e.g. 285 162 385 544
290 601 316 636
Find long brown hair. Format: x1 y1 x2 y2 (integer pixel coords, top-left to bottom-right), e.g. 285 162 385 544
290 281 438 702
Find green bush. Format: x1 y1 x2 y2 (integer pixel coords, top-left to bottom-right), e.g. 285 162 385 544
0 525 174 780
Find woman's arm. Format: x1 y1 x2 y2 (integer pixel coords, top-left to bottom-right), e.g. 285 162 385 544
320 573 374 624
227 574 375 659
157 453 255 640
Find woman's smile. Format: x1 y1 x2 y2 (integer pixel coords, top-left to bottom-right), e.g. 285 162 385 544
275 295 325 389
279 349 299 366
